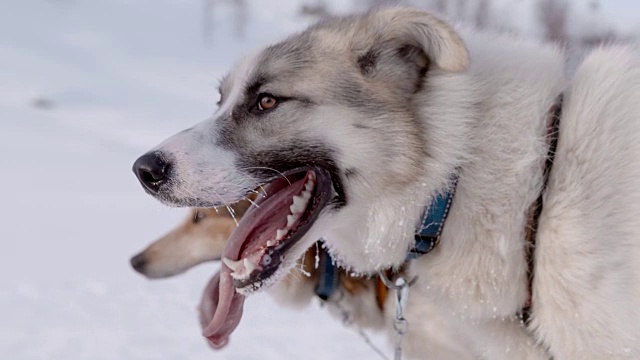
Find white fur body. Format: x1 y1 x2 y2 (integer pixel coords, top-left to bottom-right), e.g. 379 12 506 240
409 34 640 359
313 28 640 360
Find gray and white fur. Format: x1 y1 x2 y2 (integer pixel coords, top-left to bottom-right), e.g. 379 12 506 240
134 8 640 359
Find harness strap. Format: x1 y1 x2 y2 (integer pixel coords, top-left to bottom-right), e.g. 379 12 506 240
314 246 340 300
520 94 564 323
375 273 390 311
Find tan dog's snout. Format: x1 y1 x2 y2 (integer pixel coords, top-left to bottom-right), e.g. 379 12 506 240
130 252 147 273
131 196 254 278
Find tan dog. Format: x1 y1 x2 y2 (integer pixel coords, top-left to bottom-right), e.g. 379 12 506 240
130 198 253 279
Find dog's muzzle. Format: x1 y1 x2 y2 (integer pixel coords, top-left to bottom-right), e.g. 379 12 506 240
132 152 169 194
129 252 147 273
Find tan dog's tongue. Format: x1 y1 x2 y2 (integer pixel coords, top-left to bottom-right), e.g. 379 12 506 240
199 269 245 348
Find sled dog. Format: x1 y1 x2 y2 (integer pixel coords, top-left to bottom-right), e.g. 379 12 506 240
133 8 640 359
129 198 253 279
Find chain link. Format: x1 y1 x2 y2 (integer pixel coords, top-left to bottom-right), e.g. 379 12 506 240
322 272 414 360
392 277 410 360
378 271 414 360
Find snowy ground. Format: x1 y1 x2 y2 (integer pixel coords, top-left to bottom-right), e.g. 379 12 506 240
1 1 638 359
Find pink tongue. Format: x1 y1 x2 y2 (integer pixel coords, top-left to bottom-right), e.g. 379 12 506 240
198 268 245 348
198 173 310 348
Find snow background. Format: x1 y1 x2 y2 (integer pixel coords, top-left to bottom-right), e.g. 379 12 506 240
0 1 637 359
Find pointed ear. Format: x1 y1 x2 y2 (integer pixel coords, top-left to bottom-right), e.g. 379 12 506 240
355 8 469 74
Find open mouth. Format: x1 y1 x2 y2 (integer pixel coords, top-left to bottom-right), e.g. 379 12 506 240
199 167 334 348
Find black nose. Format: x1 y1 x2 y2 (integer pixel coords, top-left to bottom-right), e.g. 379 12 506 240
130 253 147 273
132 152 169 193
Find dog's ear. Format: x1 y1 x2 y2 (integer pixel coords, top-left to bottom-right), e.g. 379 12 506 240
353 8 468 94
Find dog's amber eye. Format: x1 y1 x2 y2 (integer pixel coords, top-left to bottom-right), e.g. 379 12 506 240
257 94 277 111
193 210 206 224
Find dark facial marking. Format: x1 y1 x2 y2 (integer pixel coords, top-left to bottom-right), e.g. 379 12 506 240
245 76 267 98
353 123 373 130
330 75 389 114
357 49 377 75
344 168 359 179
397 45 430 93
236 142 347 209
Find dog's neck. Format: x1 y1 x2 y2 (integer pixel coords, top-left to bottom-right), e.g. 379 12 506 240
320 31 566 312
411 29 567 319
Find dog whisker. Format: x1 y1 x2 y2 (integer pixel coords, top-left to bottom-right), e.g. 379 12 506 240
244 196 260 209
298 261 311 278
244 178 269 198
287 265 306 280
248 183 268 199
209 190 240 226
226 204 239 226
238 166 292 186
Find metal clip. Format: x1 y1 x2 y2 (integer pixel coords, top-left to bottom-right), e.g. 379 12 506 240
379 271 414 360
378 270 417 290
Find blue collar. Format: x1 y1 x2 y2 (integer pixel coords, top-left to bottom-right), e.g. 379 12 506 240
314 176 459 300
407 176 459 260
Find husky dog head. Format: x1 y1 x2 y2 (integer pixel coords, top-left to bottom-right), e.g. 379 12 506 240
133 8 468 347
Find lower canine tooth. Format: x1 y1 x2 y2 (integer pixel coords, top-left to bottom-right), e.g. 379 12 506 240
222 257 242 272
244 259 256 273
266 240 276 247
276 228 288 240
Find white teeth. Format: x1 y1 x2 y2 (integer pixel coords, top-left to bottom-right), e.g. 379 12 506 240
305 182 313 192
230 271 250 281
266 240 276 247
286 214 298 228
222 257 242 272
292 195 306 212
225 258 259 281
301 190 311 200
244 258 256 273
276 228 288 240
